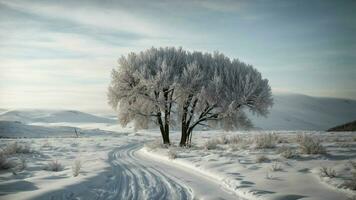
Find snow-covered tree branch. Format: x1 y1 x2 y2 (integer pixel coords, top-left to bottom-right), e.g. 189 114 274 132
108 47 273 146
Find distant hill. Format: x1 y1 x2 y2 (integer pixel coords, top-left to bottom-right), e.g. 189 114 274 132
1 93 356 131
0 121 117 138
249 93 356 130
0 109 116 124
327 120 356 132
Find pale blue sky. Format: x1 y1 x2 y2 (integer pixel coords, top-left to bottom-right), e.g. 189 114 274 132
0 0 355 111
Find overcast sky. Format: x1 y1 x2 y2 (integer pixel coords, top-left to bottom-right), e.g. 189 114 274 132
0 0 355 112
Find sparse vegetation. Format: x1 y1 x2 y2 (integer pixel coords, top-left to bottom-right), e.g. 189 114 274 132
216 136 229 145
319 167 336 178
0 152 13 170
203 139 219 150
256 155 270 163
168 149 177 160
45 160 64 172
270 162 283 171
72 159 82 177
253 133 278 149
145 140 167 151
278 146 297 159
226 135 242 144
2 142 33 155
204 135 245 151
298 134 326 154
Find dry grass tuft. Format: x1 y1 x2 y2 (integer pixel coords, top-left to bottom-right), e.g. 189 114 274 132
297 134 326 154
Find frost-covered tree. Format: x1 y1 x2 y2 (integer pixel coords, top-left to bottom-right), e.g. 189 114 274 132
108 47 273 146
178 52 273 146
108 47 187 144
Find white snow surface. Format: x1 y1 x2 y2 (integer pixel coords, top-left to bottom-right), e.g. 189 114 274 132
0 108 355 200
143 131 356 200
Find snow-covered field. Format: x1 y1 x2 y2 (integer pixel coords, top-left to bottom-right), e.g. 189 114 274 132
143 131 356 200
1 109 356 200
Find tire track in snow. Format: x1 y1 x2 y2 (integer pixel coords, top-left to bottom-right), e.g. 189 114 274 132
95 143 192 200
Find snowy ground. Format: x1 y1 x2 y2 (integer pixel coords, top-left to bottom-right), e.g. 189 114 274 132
143 131 356 200
0 126 240 200
1 110 356 200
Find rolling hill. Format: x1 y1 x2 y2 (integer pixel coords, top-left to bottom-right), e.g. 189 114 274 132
0 109 116 124
0 121 118 138
249 93 356 130
327 120 356 131
0 93 355 131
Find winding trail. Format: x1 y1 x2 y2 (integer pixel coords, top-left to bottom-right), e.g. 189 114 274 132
17 142 241 200
95 143 241 200
95 143 192 200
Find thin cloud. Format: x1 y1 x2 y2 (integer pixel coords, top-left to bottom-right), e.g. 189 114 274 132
0 0 162 37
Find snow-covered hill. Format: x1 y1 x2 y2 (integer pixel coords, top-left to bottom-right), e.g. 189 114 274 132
0 121 117 138
250 93 356 130
0 109 116 124
1 93 355 131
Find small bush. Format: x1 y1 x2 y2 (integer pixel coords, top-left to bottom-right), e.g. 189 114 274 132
72 159 82 177
2 142 32 155
298 134 326 154
253 133 278 149
0 153 13 170
270 162 283 171
168 149 177 160
45 160 64 172
278 146 297 159
319 166 336 178
227 135 241 144
256 155 270 163
204 135 244 150
145 140 167 150
203 139 219 150
217 136 229 145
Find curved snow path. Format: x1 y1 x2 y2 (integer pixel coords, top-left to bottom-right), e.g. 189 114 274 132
94 143 241 200
28 143 241 200
94 143 192 200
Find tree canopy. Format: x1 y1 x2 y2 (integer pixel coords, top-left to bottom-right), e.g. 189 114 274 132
108 47 273 145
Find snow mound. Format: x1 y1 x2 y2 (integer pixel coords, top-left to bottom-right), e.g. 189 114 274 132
250 94 356 130
0 121 116 138
0 109 116 124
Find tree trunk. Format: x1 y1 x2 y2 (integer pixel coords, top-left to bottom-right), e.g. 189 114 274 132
155 90 170 145
156 112 169 144
180 123 188 146
163 88 171 145
179 95 192 146
187 128 193 145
